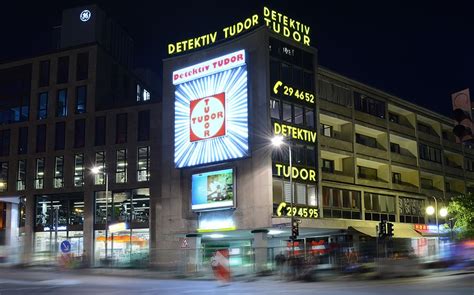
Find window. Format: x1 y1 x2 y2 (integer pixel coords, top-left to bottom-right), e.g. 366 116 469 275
399 197 424 224
390 142 400 154
322 159 334 173
419 144 441 163
76 52 89 81
270 99 280 119
322 187 361 220
116 113 128 144
143 89 150 101
466 158 474 172
38 60 50 87
445 182 451 192
94 151 106 185
421 178 433 189
0 130 10 157
388 112 399 124
356 133 377 148
137 146 150 182
74 119 85 148
35 158 44 189
37 92 48 120
116 149 127 183
294 105 303 125
364 193 396 221
282 102 292 123
321 124 333 137
358 166 377 180
56 89 68 117
392 172 402 184
94 188 149 225
18 127 28 154
36 124 46 153
17 160 26 191
136 84 141 101
136 84 151 102
318 79 352 106
0 162 8 192
35 195 83 232
305 108 314 128
306 146 316 167
272 178 317 206
74 154 84 187
95 116 106 146
354 92 385 118
75 86 87 114
57 56 69 84
54 156 64 188
55 122 65 150
138 110 150 141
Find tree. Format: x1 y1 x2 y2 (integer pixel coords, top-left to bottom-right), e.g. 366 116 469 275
448 193 474 239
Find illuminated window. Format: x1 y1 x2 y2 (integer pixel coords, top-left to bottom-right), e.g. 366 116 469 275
54 156 64 188
75 86 87 114
322 187 361 220
94 151 106 185
270 99 280 119
321 124 332 137
35 158 44 189
74 154 84 187
399 197 424 224
38 92 48 120
143 89 150 101
17 159 26 191
137 146 150 182
56 89 68 117
0 162 8 192
116 149 127 183
364 193 395 221
322 159 334 173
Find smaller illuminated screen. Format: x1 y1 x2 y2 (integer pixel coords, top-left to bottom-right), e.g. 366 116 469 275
192 169 234 211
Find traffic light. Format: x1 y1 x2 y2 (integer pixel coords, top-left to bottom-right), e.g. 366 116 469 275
378 220 387 239
387 222 394 238
452 89 473 143
291 219 299 240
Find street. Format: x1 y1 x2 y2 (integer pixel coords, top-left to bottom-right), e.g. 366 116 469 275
0 269 471 295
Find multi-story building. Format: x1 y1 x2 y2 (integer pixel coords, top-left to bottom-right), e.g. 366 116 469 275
161 8 467 273
0 5 159 266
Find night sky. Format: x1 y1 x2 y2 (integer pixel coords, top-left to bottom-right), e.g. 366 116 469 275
1 1 472 116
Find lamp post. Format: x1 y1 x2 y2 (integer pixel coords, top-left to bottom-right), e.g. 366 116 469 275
426 196 448 259
91 166 109 260
272 135 295 256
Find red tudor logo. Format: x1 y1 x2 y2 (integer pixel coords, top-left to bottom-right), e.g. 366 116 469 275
190 92 226 142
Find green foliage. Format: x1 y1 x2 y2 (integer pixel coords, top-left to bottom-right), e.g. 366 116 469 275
448 193 474 239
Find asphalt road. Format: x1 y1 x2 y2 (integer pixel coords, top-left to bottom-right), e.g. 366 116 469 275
0 269 472 295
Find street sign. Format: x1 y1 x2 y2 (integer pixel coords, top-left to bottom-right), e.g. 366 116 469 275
60 240 71 254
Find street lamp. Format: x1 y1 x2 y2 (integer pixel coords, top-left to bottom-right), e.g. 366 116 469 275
91 166 110 260
426 196 448 259
272 135 295 255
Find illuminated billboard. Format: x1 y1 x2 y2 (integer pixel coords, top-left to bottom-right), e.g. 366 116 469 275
173 50 248 168
191 169 235 211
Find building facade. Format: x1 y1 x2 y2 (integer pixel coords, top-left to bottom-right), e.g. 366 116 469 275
0 5 159 266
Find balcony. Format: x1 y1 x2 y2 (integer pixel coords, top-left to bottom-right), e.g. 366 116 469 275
389 121 415 138
420 187 444 199
418 131 440 145
392 182 419 193
320 135 353 153
355 143 388 160
391 152 417 167
465 170 474 180
322 171 354 184
442 139 462 152
444 165 464 178
355 111 387 128
419 159 443 172
319 99 352 118
357 176 389 189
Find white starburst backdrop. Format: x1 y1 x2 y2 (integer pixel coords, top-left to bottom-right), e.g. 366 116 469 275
174 65 248 168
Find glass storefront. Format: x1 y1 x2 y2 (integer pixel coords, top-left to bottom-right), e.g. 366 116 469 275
94 188 150 267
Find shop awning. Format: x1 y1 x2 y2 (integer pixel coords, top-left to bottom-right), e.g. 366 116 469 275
349 226 422 238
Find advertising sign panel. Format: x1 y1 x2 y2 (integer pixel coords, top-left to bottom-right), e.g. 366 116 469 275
191 168 234 211
173 50 248 168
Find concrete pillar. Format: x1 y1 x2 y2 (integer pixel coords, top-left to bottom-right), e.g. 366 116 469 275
252 229 269 274
83 188 94 266
185 233 202 274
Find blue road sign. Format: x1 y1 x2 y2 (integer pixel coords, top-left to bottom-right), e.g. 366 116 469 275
60 240 71 253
